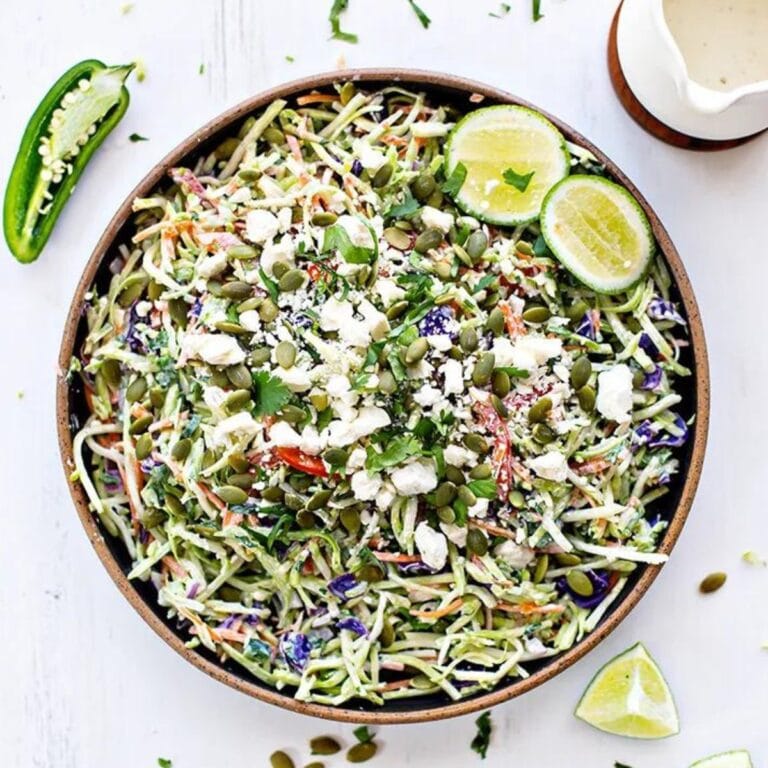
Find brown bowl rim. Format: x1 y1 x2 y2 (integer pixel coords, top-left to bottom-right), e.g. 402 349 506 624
56 67 710 725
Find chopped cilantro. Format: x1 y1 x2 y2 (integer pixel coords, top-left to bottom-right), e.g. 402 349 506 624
157 760 172 768
533 233 551 257
532 0 544 21
267 513 293 551
366 435 422 471
615 763 634 768
329 0 358 42
407 0 431 28
502 167 535 192
353 725 374 743
258 267 279 302
495 366 529 378
198 62 205 75
489 3 511 17
285 54 295 63
322 222 377 264
441 161 467 196
470 710 492 759
467 478 498 499
129 133 149 142
251 371 291 417
385 190 420 219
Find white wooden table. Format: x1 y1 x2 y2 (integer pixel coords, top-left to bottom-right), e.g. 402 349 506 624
2 1 767 766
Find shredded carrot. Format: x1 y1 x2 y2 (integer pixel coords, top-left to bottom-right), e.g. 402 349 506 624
469 518 517 540
198 483 226 511
380 678 416 691
496 602 565 616
499 300 526 338
296 92 337 106
162 556 188 579
372 552 422 563
286 133 303 163
221 510 244 527
410 598 464 620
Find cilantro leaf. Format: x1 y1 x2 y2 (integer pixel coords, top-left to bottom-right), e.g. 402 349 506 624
533 233 551 257
470 711 493 759
329 0 358 42
489 3 511 17
495 366 530 378
322 223 376 264
532 0 544 21
406 0 431 29
157 760 172 768
251 371 291 417
502 167 535 193
441 161 467 196
366 435 421 471
198 63 205 75
353 725 374 743
267 513 293 551
129 133 149 142
615 764 634 768
385 190 420 219
467 478 498 499
258 267 279 302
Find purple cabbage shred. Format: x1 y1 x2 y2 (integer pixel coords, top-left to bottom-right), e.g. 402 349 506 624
337 617 368 637
328 572 359 601
641 365 663 390
279 631 312 672
647 297 685 325
557 569 611 609
574 310 599 341
638 333 659 358
418 306 455 338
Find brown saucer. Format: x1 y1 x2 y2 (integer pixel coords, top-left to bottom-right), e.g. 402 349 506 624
607 1 765 150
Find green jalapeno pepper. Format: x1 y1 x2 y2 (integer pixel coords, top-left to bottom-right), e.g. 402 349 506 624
3 59 134 263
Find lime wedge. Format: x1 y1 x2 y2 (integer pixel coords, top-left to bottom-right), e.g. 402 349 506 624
575 643 679 739
540 175 653 294
444 105 570 225
691 751 754 768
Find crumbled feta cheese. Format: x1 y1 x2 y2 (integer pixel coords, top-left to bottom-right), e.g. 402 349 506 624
135 300 153 317
440 359 464 395
427 334 453 352
298 425 326 455
375 481 396 511
524 637 549 658
269 421 302 447
420 206 454 233
358 299 389 341
211 412 260 447
347 446 367 470
181 333 245 366
596 364 633 423
494 540 535 569
260 236 295 275
276 207 293 232
197 251 228 278
443 444 477 467
528 450 569 482
274 366 313 392
238 310 261 333
440 522 467 548
351 470 382 501
202 386 228 418
414 522 448 570
390 459 438 496
413 384 442 408
352 138 386 170
319 297 354 332
337 215 375 248
326 419 359 448
353 406 391 437
374 278 405 307
516 336 563 366
245 210 280 244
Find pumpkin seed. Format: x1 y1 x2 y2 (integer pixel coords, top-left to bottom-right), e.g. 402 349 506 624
463 433 489 454
570 356 592 390
117 273 148 306
445 465 465 485
227 244 257 260
340 80 356 105
383 226 411 250
214 137 240 160
458 485 477 506
340 507 362 535
220 280 252 300
491 393 508 417
528 396 553 423
358 563 384 582
210 368 231 388
426 188 444 208
309 393 329 411
250 346 272 365
129 415 153 435
101 359 121 388
414 227 443 253
310 736 341 756
472 352 496 386
216 485 248 505
466 528 488 556
459 327 478 352
485 307 505 335
378 370 397 394
532 423 556 444
533 554 549 583
201 449 216 470
402 339 427 367
411 173 436 202
140 507 166 529
259 298 279 322
263 126 285 145
380 620 395 647
171 438 192 461
491 370 511 398
305 763 325 768
516 240 534 256
577 384 596 412
147 280 163 301
566 570 594 597
228 473 254 490
226 364 252 390
522 305 551 324
149 387 165 409
237 297 261 312
280 405 307 424
465 230 488 261
270 751 295 768
279 269 306 292
215 321 249 335
435 482 457 507
238 167 261 182
284 492 305 511
206 280 223 297
262 486 285 502
272 262 290 280
224 389 252 412
554 552 582 566
296 510 316 529
125 377 147 403
275 341 297 368
165 494 186 518
228 452 249 473
469 463 492 480
385 300 409 320
323 448 348 467
699 571 727 594
311 211 338 227
347 742 377 764
134 433 153 460
437 506 456 524
307 489 332 511
434 260 452 280
566 300 590 322
371 163 393 188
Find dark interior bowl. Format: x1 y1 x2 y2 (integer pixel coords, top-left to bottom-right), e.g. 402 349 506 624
56 69 710 724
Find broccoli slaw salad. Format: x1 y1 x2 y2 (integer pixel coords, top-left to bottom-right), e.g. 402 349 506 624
67 81 694 707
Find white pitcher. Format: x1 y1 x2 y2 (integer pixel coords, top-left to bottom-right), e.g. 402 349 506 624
617 0 768 140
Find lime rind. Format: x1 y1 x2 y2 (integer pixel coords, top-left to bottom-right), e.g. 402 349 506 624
575 642 680 739
690 751 754 768
444 104 570 226
540 174 654 295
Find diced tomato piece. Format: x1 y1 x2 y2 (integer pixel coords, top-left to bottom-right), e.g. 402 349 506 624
274 446 328 477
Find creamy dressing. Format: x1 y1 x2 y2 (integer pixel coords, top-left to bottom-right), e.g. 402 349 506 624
663 0 768 91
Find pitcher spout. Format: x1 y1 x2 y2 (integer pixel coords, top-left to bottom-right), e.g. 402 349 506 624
677 79 741 115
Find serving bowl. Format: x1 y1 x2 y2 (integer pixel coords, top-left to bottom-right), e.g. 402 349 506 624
56 69 709 724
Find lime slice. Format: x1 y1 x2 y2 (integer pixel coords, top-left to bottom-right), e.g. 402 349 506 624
691 751 754 768
444 105 570 226
575 643 679 739
540 175 654 294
